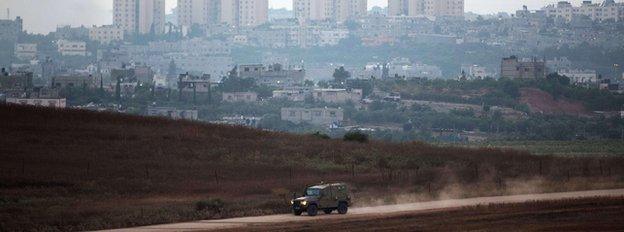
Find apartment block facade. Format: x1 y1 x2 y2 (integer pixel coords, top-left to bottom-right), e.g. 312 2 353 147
113 0 166 34
387 0 464 18
89 25 124 44
281 107 344 125
294 0 368 23
501 56 547 79
177 0 268 27
177 0 221 28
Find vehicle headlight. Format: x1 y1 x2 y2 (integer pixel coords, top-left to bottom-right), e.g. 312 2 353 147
290 200 294 205
301 201 307 206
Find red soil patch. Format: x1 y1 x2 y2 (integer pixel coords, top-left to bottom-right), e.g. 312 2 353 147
519 88 590 116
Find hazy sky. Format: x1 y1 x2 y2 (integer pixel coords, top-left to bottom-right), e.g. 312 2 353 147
0 0 598 34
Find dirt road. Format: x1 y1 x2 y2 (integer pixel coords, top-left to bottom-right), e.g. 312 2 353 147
99 189 624 232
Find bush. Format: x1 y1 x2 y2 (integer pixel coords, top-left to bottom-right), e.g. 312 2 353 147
195 198 224 213
311 131 331 139
344 131 369 143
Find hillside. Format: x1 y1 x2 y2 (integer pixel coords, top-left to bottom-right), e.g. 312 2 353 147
519 88 590 116
1 104 623 231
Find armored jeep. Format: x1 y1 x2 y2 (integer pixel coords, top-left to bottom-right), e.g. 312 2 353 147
290 183 351 216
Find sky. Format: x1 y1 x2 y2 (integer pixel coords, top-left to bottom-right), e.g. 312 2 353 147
0 0 599 34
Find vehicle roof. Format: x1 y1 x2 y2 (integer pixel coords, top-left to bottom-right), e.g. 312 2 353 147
308 183 346 189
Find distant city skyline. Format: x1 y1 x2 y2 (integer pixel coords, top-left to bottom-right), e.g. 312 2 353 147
0 0 613 34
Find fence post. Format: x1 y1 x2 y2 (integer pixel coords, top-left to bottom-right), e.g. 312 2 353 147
214 170 219 186
144 164 149 178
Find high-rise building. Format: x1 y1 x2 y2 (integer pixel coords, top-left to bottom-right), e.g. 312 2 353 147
217 0 268 27
177 0 221 28
387 0 410 16
238 0 269 27
0 16 23 42
113 0 166 35
293 0 333 22
387 0 464 18
176 0 269 28
334 0 368 22
293 0 367 23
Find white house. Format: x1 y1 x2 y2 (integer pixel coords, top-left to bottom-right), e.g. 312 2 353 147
57 40 87 56
281 107 344 125
312 89 363 104
222 92 258 103
558 69 598 84
14 43 37 60
89 25 124 44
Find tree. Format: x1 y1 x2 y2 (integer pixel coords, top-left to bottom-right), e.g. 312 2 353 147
167 59 177 77
333 66 351 85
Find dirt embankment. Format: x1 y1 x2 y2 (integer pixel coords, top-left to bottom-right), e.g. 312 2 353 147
519 88 590 116
220 196 624 232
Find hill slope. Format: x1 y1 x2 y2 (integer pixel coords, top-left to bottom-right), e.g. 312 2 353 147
0 104 623 231
519 87 590 116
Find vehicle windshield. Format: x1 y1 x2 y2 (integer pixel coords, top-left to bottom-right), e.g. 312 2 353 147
305 188 321 196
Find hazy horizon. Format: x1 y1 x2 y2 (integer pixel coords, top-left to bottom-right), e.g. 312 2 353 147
0 0 604 34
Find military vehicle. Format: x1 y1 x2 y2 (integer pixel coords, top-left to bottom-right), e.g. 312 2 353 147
290 183 351 216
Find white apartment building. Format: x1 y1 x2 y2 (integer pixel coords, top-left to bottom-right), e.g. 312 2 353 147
57 40 87 56
558 69 599 84
14 43 37 60
177 0 220 28
542 0 624 22
281 107 344 125
317 28 350 46
388 0 464 18
312 89 363 104
89 25 124 44
219 0 268 27
272 89 310 102
294 0 367 23
239 0 269 27
113 0 166 34
388 0 410 16
461 64 490 79
222 92 258 103
293 0 333 22
6 98 67 108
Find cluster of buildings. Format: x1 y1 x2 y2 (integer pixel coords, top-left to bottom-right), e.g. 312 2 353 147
542 0 624 22
500 55 623 92
0 69 68 108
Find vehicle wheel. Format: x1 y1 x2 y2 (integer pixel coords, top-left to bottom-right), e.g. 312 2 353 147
293 210 302 216
323 209 333 214
307 204 318 216
337 202 348 214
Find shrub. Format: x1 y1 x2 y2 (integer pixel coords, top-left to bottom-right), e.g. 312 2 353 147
344 131 369 143
311 131 330 139
195 198 224 213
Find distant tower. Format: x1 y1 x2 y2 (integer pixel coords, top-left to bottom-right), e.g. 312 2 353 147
6 8 9 19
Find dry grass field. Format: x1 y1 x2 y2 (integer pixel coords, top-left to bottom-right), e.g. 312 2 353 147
1 104 623 231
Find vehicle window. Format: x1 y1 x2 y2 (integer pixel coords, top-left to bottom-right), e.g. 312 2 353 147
305 188 320 196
